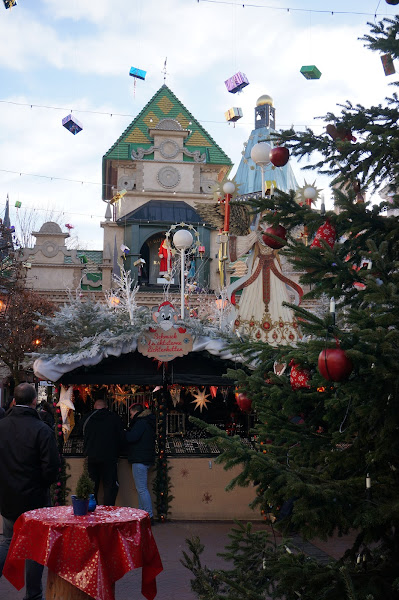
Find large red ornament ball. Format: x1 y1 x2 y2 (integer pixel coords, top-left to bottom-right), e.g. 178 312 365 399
386 0 399 5
269 146 289 167
262 225 287 249
318 348 353 382
235 393 252 413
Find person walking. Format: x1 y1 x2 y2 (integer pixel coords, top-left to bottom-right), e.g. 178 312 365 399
0 382 60 600
38 400 55 430
126 403 156 524
82 398 125 506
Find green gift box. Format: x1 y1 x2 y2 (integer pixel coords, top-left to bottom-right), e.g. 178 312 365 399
300 65 321 80
14 201 22 208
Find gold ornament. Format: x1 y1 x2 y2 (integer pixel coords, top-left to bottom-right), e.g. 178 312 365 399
191 388 211 413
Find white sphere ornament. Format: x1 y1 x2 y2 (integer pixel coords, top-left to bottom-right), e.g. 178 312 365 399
223 181 235 195
250 142 272 166
304 186 317 200
173 229 193 250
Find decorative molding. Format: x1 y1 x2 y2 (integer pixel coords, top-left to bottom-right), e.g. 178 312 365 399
159 139 180 159
155 118 183 131
157 166 181 189
200 178 217 194
117 174 136 190
131 146 155 160
182 148 206 163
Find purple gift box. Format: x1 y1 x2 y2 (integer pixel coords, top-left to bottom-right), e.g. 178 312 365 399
224 72 249 94
62 114 83 135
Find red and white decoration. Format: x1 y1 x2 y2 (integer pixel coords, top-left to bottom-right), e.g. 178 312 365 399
289 361 311 390
310 219 336 249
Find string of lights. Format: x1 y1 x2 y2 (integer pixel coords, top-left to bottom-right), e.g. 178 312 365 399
0 99 326 130
197 0 390 17
0 201 105 220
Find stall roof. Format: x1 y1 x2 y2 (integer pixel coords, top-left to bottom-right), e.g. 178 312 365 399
34 336 246 384
59 350 238 386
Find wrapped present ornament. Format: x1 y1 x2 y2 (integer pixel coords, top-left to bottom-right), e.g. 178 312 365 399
225 72 249 94
62 114 83 135
310 219 336 249
289 361 311 390
129 66 146 80
300 65 321 80
224 107 243 123
381 54 395 76
14 201 21 208
3 0 17 8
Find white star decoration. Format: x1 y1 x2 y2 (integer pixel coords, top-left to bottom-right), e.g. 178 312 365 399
191 388 211 413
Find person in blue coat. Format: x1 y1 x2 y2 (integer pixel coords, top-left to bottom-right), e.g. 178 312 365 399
126 404 156 523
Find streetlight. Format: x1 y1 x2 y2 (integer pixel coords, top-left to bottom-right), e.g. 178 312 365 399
250 142 271 198
173 229 193 319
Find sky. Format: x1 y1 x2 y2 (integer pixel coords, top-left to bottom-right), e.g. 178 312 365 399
0 0 397 249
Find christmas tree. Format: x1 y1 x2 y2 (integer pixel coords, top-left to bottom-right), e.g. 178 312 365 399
182 16 399 600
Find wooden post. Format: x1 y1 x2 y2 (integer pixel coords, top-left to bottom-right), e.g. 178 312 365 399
46 569 115 600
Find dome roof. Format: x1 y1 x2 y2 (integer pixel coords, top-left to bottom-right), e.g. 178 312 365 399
256 94 273 107
38 222 63 234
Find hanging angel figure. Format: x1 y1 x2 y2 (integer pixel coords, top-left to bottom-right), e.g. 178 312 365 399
195 182 303 346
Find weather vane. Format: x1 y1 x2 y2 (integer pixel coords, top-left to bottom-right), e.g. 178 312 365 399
161 57 168 83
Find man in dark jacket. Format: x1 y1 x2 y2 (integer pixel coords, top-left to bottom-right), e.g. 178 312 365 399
0 382 60 600
126 403 156 523
82 398 125 505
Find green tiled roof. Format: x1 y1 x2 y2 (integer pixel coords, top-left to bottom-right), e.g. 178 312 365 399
103 85 233 167
64 250 103 265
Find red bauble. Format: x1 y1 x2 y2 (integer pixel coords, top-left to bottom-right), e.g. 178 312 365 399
386 0 399 5
236 392 252 413
262 225 287 249
269 146 289 167
290 363 311 390
318 348 353 382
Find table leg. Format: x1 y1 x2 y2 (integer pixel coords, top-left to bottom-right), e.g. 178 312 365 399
46 569 115 599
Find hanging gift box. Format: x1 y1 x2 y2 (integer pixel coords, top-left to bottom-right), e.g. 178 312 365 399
62 114 83 135
224 72 249 94
381 54 395 76
129 66 147 81
224 107 243 123
300 65 321 80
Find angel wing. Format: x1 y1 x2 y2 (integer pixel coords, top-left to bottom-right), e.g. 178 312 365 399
194 200 250 236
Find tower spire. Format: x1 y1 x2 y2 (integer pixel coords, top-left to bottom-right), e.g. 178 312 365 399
4 194 10 228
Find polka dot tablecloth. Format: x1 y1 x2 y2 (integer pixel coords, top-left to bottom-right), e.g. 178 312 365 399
3 505 163 600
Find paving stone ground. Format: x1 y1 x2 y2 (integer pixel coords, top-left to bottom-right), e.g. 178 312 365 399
0 521 357 599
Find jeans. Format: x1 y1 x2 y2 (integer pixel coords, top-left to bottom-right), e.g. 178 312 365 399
87 459 119 506
132 463 153 518
0 516 44 600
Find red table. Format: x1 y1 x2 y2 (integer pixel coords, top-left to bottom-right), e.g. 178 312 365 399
3 505 163 600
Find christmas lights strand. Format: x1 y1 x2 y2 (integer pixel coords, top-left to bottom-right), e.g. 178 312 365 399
197 0 391 17
0 100 135 118
0 99 325 130
0 168 104 187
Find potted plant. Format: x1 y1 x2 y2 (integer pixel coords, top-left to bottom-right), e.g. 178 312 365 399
71 465 95 516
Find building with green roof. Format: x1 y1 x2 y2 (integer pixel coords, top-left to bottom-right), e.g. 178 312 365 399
101 84 233 290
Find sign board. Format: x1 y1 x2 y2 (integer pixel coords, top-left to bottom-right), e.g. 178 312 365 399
138 327 193 362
